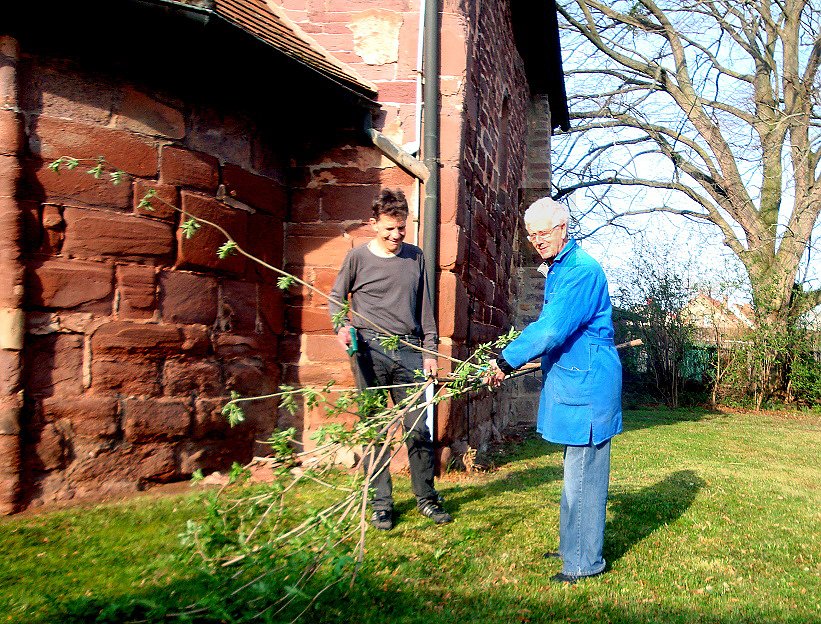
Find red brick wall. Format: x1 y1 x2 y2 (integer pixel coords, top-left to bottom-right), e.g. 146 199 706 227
438 0 532 457
277 0 539 461
15 53 287 509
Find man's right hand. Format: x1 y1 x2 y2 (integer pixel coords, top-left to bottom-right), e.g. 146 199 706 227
336 325 352 351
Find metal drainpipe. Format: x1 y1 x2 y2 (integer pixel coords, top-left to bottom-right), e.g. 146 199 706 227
422 0 440 308
0 36 25 514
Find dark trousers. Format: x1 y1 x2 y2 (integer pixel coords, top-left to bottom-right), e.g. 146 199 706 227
352 331 437 511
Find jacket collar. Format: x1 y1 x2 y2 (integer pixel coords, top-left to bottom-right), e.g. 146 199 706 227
537 238 577 276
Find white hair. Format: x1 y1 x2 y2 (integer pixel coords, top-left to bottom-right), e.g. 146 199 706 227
524 197 569 228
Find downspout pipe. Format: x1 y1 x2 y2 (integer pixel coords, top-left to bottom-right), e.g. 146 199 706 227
422 0 440 309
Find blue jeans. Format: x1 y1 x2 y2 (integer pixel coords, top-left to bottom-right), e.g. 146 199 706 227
559 437 611 577
352 330 437 511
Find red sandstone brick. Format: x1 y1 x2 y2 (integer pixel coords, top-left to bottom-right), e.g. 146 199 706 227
70 442 178 485
437 271 468 341
91 359 160 396
224 358 277 396
159 145 219 192
439 166 460 224
379 166 415 189
284 363 356 387
123 397 191 442
288 305 333 334
117 264 157 319
258 282 284 334
178 438 253 475
115 88 185 139
439 111 464 163
284 236 352 268
62 206 174 260
133 179 178 220
319 185 380 221
32 422 66 471
25 159 132 210
0 477 19 514
41 396 118 439
158 270 218 325
40 204 64 255
182 325 212 356
0 434 21 478
25 257 113 310
222 164 286 217
375 81 417 104
31 115 159 177
177 192 247 274
311 268 340 302
439 222 466 270
163 359 223 398
24 334 84 397
288 222 347 238
221 280 258 333
193 398 232 438
246 212 284 272
19 63 115 124
291 188 321 221
314 166 382 186
92 321 184 357
0 350 21 398
305 334 349 363
187 108 252 170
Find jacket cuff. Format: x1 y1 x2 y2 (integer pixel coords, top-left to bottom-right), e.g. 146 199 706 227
496 355 515 375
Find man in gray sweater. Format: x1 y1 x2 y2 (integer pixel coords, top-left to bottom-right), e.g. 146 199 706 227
329 188 451 530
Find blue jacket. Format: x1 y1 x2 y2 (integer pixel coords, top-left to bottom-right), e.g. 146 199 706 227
501 239 622 445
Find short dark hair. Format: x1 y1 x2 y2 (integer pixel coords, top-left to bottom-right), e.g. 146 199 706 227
372 188 409 220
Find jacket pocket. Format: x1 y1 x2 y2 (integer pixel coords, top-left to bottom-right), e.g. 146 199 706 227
548 364 591 406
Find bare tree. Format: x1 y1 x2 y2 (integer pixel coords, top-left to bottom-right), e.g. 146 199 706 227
554 0 821 330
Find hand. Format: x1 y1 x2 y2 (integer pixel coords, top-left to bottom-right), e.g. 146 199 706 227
485 359 506 388
423 358 438 379
336 325 352 351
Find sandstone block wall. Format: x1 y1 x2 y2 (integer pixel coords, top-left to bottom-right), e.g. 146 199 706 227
14 52 287 509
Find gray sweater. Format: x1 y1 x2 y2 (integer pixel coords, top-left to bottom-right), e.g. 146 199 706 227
329 242 438 351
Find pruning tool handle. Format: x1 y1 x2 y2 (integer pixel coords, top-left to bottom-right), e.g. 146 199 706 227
346 327 358 357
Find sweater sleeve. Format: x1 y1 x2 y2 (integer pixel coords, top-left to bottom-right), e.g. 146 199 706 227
501 264 604 369
328 251 355 330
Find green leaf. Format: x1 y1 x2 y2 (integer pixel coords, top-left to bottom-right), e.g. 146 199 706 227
48 158 62 173
137 189 157 211
379 334 400 351
330 301 351 331
65 158 79 170
181 218 201 239
190 469 204 484
109 170 126 185
276 275 295 290
217 240 238 259
221 392 246 427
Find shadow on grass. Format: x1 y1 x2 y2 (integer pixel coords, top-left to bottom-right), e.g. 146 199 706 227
40 472 737 624
605 469 705 564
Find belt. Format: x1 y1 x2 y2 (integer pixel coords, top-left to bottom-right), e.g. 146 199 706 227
358 328 421 343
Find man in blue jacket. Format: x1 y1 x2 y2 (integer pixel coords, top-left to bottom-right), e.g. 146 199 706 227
487 197 622 583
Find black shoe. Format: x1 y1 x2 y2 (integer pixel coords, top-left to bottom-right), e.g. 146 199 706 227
550 569 604 584
371 509 394 531
543 551 561 559
417 499 452 524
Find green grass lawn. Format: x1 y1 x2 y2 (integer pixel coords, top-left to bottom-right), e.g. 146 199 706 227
1 407 819 623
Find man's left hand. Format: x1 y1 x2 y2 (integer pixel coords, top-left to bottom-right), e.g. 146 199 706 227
423 358 438 379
